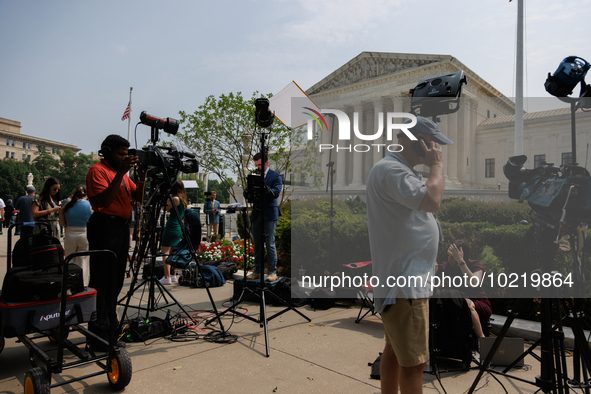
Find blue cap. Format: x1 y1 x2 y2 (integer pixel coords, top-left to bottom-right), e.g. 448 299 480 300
404 116 453 145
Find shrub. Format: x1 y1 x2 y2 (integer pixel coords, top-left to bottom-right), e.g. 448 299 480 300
276 201 291 276
290 198 371 276
438 197 535 225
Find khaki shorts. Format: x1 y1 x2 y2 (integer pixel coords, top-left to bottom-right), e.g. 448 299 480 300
381 297 429 367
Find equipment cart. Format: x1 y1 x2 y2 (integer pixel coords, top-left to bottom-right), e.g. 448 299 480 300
0 224 133 393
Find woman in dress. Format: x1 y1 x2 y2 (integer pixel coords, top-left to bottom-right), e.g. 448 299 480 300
31 177 61 237
59 184 93 286
159 180 188 285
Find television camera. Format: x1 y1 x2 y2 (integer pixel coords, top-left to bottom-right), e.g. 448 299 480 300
129 145 198 180
504 155 591 225
130 111 199 188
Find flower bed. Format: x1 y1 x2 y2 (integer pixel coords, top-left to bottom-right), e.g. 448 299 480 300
198 239 254 270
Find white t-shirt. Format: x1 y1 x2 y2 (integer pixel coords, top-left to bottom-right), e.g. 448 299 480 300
366 152 440 313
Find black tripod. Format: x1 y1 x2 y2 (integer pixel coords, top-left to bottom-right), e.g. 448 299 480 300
206 104 310 357
468 221 591 394
118 148 225 334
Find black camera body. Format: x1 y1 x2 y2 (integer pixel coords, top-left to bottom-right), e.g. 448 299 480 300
504 155 591 224
129 145 198 179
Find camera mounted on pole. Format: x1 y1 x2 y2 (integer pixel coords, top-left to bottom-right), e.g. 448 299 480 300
130 111 199 191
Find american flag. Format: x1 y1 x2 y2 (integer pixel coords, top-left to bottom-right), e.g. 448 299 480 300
121 100 131 121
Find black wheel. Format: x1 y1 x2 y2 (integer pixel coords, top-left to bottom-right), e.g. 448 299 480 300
24 367 50 394
0 335 5 355
107 348 132 390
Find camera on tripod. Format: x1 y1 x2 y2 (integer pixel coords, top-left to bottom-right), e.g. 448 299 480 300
129 145 199 178
504 155 591 224
131 111 199 181
204 191 213 202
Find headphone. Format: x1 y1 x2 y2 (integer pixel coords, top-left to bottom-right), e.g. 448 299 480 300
99 145 112 157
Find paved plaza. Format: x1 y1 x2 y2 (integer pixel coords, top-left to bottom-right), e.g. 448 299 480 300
0 230 574 394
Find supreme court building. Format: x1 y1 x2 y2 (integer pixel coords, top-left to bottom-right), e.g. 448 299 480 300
288 52 591 202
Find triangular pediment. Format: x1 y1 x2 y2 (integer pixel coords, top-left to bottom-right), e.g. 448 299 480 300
307 52 450 95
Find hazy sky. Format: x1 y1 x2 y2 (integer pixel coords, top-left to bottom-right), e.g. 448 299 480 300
1 0 590 155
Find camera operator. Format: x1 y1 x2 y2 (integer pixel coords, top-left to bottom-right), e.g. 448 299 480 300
86 134 146 350
243 152 282 282
204 191 220 242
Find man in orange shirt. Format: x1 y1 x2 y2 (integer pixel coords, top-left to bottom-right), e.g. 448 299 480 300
86 134 146 349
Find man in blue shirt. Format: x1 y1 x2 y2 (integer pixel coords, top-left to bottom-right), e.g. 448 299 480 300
204 191 221 242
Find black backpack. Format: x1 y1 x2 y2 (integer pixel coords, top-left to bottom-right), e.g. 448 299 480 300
429 289 476 367
183 208 202 247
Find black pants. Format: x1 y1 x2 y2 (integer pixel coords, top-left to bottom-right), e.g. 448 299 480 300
87 213 129 339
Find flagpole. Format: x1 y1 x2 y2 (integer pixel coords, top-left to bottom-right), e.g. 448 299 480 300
127 87 133 142
514 0 524 155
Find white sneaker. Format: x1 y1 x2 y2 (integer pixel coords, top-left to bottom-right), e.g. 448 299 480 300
159 277 172 285
170 275 178 283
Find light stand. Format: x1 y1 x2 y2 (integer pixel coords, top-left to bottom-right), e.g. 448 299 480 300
118 123 225 335
324 114 337 272
408 71 468 381
205 99 310 357
544 56 591 167
467 221 591 394
471 56 591 391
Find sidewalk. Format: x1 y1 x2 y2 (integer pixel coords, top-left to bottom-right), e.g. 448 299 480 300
0 231 566 393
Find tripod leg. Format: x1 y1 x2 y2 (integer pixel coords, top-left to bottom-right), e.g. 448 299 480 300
260 288 270 357
468 299 525 394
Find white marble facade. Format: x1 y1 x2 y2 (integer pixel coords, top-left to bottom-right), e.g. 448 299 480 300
288 52 590 201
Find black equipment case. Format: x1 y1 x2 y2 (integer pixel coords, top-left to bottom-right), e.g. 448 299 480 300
0 287 96 337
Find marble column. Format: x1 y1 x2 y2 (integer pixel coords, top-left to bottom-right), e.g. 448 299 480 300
372 98 385 168
456 103 468 186
349 102 365 188
334 106 348 188
446 112 459 184
321 112 336 186
467 99 479 186
437 115 449 183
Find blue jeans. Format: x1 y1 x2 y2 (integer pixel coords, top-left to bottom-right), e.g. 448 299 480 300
251 218 277 275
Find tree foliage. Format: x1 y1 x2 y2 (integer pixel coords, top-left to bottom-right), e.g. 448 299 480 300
0 159 40 200
32 146 59 177
177 91 322 206
207 178 235 203
56 150 97 196
0 150 97 202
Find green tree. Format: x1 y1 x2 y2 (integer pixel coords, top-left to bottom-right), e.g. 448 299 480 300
32 146 59 177
207 178 235 203
177 91 322 207
0 159 40 200
56 150 97 196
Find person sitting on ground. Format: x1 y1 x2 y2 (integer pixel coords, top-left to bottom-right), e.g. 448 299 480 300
436 239 492 338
